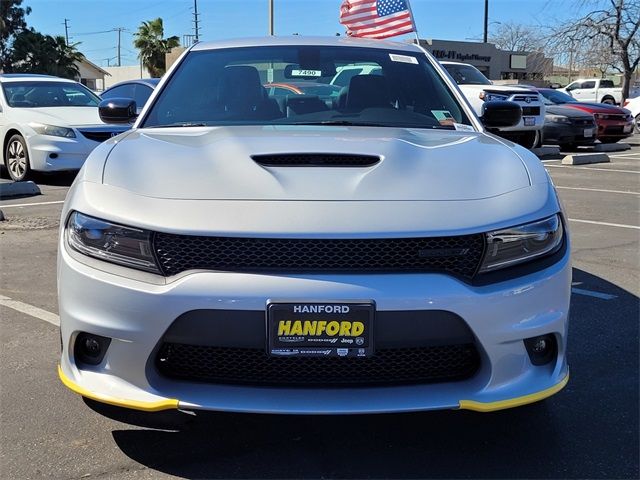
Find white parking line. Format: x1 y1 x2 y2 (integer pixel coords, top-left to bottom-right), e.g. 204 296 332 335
608 152 640 158
546 165 640 174
569 218 640 230
556 186 639 195
0 294 60 326
0 200 64 208
571 287 617 300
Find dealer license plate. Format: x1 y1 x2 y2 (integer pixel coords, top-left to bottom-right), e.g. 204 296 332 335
524 117 536 126
267 302 374 358
584 128 594 138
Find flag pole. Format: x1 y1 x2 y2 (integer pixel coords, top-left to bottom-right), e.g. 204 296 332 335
405 0 421 46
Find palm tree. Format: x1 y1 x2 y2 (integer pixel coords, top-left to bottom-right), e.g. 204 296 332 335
134 18 180 77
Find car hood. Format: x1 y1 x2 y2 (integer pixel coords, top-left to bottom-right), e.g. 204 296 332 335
11 106 108 127
560 102 627 114
545 105 594 118
102 126 532 201
458 84 534 96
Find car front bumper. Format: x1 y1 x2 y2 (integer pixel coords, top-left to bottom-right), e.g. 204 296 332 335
542 122 597 146
595 119 635 139
25 133 99 172
58 234 571 414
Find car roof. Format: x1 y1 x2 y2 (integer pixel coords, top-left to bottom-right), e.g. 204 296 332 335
0 74 75 83
104 78 161 91
190 36 423 53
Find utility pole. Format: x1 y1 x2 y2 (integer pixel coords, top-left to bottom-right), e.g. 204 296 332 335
114 27 125 67
268 0 274 36
63 18 70 44
193 0 200 42
483 0 489 43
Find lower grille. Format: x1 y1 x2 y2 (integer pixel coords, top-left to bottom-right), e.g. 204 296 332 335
156 343 481 387
78 130 119 143
153 233 486 279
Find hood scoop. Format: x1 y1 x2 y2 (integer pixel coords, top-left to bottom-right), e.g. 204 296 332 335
251 153 381 167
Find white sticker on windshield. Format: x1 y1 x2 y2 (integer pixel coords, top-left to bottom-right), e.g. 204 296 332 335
389 54 419 64
454 123 475 132
291 69 322 77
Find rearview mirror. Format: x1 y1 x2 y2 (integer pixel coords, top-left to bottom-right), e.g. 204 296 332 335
99 98 137 124
480 101 522 129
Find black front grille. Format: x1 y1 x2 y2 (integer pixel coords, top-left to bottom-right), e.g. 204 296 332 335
572 119 595 126
252 153 380 167
521 106 540 115
153 234 486 278
156 343 481 386
78 130 118 143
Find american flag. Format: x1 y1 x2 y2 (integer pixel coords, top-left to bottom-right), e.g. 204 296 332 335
339 0 416 39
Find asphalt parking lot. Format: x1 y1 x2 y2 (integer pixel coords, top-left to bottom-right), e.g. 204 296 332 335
1 138 638 479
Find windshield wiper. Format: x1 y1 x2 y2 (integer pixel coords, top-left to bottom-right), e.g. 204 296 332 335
153 122 208 128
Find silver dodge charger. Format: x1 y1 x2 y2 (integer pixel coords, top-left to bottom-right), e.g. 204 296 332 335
57 36 570 414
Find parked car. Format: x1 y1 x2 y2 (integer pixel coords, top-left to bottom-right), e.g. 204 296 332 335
264 82 341 105
330 64 382 87
58 36 570 415
541 104 597 150
100 78 160 114
622 96 640 133
441 61 545 149
537 88 634 143
0 74 129 181
560 78 622 105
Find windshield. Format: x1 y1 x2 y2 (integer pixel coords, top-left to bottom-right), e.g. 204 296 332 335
2 81 101 108
142 45 472 130
442 63 491 86
539 89 577 105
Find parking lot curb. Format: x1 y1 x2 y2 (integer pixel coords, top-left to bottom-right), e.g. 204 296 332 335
0 209 4 221
561 153 611 165
532 146 560 158
0 181 41 199
594 143 631 152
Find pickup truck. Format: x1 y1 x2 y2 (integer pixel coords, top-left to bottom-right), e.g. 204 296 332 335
441 61 545 149
560 79 622 105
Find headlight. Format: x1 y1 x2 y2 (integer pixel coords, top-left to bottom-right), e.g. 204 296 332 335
479 92 509 102
547 114 571 124
479 215 564 272
30 123 76 138
66 212 160 273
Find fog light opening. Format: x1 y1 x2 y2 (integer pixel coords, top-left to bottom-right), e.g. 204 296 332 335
74 332 111 366
524 334 557 366
49 153 58 159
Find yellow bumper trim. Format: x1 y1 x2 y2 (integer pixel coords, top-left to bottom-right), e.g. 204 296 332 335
58 365 179 412
458 373 569 412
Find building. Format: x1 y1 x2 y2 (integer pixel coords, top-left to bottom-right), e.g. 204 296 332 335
416 39 553 82
102 65 152 90
75 58 110 91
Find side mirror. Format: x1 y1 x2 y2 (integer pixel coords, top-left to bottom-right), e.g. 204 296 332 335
99 98 137 124
480 101 522 129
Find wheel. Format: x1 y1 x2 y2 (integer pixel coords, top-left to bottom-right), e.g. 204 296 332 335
635 114 640 134
601 96 615 105
515 130 539 150
4 134 31 181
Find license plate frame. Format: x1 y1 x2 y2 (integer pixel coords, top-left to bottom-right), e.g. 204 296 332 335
267 301 375 358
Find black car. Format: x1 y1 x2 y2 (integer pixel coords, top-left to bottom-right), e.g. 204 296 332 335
100 78 160 114
541 104 597 150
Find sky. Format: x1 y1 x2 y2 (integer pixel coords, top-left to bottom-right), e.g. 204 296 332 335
20 0 594 67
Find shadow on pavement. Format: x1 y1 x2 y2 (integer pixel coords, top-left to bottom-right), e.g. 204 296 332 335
90 268 638 479
0 167 77 187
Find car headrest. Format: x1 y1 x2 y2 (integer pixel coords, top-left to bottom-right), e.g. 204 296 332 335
285 95 329 116
218 65 264 109
345 75 391 109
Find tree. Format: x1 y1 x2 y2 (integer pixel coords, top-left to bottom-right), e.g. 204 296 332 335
10 30 85 79
133 18 180 77
0 0 32 72
552 0 640 99
489 22 543 52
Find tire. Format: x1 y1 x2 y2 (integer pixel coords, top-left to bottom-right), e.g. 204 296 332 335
4 134 31 182
601 96 615 105
635 114 640 134
515 130 539 150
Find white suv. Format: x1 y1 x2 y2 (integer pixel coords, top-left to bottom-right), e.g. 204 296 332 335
0 74 127 181
441 61 545 149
